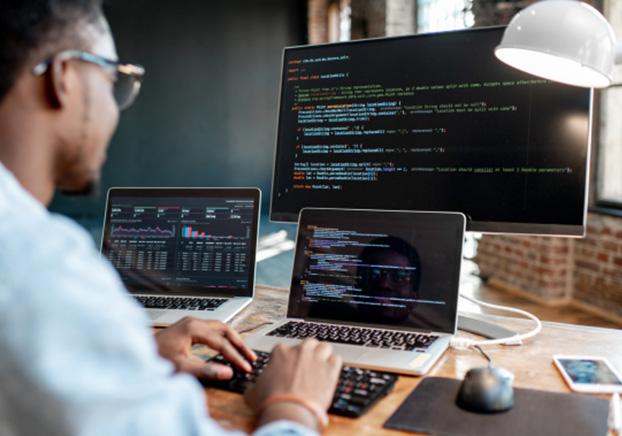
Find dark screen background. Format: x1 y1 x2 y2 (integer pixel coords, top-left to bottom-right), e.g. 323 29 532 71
271 27 591 235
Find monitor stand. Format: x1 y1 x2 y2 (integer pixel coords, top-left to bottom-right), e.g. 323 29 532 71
457 314 518 342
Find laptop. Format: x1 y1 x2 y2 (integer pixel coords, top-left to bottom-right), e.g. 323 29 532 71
101 187 261 326
247 208 465 375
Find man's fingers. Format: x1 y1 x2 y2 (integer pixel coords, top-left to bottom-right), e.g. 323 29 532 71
187 320 253 372
316 342 333 360
176 358 234 381
218 341 253 372
328 354 343 374
194 331 252 372
224 327 257 362
202 362 234 380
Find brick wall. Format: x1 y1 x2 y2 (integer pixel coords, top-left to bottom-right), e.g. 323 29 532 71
477 235 572 301
476 213 622 320
574 214 622 318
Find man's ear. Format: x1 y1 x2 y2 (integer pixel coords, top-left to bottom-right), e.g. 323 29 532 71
45 56 72 109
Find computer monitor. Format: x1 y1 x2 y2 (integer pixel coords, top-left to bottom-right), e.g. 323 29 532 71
270 26 592 236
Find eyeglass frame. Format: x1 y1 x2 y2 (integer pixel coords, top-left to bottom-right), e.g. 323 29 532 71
362 266 416 284
32 50 145 110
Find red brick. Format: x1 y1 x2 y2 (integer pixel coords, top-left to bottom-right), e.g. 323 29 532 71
597 252 609 262
587 225 599 234
576 260 601 272
601 241 618 251
552 246 569 255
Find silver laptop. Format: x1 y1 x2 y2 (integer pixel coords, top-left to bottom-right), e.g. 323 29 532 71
247 208 465 375
101 188 260 326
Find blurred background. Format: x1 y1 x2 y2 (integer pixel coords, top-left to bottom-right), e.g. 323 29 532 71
50 0 622 328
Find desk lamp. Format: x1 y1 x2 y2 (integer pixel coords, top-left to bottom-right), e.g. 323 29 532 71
457 1 618 342
495 0 621 88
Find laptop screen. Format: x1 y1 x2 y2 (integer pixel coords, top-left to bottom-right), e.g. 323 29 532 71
101 188 260 297
287 209 465 334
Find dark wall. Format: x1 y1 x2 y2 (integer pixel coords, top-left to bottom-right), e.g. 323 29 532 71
50 0 307 229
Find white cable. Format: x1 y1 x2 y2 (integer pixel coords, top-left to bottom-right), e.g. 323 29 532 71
450 293 543 349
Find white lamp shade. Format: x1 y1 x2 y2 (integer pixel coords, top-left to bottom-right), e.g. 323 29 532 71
495 0 616 88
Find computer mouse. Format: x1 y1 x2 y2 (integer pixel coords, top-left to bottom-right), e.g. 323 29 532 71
456 366 514 413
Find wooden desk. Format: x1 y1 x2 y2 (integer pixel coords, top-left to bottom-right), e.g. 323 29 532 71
201 285 622 435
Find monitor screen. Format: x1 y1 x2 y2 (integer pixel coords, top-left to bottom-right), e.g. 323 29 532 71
287 209 465 333
270 26 592 235
101 188 260 297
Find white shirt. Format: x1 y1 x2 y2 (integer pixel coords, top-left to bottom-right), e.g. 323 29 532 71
0 162 315 436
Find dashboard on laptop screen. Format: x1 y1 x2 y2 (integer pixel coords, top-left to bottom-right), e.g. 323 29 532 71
101 189 260 297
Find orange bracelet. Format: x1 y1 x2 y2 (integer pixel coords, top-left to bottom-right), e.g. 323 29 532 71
257 394 329 430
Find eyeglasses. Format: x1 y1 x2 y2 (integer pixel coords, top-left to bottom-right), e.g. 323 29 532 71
32 50 145 111
364 267 414 284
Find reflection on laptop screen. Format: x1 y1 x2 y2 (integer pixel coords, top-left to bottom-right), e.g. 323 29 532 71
102 189 259 297
288 209 464 333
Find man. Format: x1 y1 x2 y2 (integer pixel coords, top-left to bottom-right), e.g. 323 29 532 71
0 1 341 435
357 236 421 323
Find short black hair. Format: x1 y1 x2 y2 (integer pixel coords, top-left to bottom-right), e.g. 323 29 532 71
0 0 105 102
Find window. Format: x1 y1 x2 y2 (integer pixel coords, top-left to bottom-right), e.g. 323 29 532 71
595 0 622 207
417 0 473 33
597 84 622 206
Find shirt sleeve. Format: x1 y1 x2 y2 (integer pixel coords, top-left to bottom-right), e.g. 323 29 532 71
0 214 315 436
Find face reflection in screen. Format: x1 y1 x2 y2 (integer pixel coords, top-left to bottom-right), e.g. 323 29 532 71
356 236 421 323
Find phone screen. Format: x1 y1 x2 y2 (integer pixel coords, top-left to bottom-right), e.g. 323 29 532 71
558 358 622 385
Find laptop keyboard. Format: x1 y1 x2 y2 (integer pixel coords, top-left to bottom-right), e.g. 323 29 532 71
204 350 398 417
135 295 227 311
267 321 439 351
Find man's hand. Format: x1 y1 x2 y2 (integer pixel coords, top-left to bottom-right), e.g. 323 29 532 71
245 339 342 430
155 317 256 380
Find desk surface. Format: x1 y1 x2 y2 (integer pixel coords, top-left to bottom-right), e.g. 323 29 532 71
201 285 622 435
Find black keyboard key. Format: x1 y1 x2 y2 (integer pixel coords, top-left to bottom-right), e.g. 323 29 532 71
266 321 438 350
136 295 227 311
203 350 397 418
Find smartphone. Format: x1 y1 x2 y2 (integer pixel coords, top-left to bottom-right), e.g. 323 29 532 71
553 355 622 393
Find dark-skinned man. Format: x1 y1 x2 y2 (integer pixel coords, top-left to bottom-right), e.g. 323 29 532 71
0 1 341 435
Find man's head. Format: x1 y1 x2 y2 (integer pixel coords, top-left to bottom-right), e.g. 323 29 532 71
356 236 421 323
0 0 121 197
357 236 421 300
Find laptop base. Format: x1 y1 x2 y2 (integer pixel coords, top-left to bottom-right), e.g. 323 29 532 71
144 297 252 327
246 319 451 376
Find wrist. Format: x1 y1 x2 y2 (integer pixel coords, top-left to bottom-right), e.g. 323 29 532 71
258 401 321 433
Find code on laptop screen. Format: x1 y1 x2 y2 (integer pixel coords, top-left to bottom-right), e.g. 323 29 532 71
287 209 464 333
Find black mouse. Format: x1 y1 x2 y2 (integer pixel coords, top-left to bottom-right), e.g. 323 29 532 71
456 366 514 413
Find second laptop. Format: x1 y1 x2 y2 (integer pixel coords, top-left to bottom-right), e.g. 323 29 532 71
247 208 465 375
